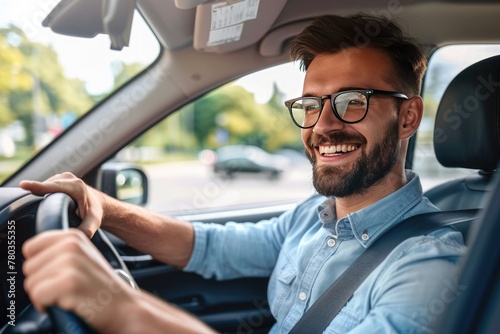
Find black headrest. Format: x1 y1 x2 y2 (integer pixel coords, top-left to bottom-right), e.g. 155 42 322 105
434 55 500 171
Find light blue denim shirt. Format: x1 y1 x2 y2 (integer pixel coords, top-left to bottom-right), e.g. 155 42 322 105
184 171 466 333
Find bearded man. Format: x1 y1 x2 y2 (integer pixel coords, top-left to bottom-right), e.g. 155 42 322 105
21 14 464 334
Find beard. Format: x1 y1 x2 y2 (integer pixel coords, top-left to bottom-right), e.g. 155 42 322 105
306 120 400 198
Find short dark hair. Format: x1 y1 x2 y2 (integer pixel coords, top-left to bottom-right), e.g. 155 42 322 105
290 14 427 97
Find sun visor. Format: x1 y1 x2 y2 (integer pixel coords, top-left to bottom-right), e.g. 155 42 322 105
192 0 287 54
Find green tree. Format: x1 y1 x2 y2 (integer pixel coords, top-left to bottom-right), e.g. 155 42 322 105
192 85 269 148
260 82 303 151
124 79 303 162
0 25 93 146
0 32 32 127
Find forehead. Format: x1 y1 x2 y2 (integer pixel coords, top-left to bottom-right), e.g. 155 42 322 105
302 48 397 94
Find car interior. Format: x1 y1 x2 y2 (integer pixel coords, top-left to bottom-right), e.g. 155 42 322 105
424 55 500 244
1 0 500 333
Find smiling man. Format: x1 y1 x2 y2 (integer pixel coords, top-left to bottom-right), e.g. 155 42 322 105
21 14 465 333
292 45 416 217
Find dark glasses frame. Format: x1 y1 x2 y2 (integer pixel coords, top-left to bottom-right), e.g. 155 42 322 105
284 89 408 129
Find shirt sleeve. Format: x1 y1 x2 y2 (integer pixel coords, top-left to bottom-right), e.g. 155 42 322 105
344 229 466 334
183 207 297 280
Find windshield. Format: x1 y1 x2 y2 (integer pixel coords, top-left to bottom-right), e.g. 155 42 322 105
0 1 160 184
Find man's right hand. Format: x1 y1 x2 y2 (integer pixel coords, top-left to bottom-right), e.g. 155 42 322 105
20 172 105 239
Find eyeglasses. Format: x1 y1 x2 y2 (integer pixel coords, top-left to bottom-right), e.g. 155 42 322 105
284 89 408 129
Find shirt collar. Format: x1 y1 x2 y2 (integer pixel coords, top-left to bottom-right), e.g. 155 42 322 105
317 170 424 248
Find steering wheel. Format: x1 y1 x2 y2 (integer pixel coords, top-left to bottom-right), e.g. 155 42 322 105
8 193 137 334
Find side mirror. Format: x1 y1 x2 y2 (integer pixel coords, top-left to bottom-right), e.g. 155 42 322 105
98 162 148 205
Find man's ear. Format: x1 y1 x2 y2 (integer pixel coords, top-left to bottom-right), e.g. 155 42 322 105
398 96 423 139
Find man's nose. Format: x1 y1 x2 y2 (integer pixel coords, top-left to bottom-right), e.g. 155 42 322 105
313 99 345 134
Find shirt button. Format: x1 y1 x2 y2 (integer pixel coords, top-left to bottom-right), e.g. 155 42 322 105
299 292 307 301
327 238 336 247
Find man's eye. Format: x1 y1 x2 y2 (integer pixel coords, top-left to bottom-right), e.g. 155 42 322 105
304 104 319 112
348 99 365 106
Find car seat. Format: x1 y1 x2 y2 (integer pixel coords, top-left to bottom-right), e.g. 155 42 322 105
423 55 500 240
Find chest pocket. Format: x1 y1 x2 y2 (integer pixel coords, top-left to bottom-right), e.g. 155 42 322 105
269 258 298 319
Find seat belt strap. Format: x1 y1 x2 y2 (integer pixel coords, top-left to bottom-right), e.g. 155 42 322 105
288 209 480 334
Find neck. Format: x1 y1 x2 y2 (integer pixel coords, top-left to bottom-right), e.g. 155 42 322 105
335 168 408 219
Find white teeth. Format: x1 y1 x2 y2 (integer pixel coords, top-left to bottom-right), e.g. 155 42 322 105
319 144 359 155
324 146 336 154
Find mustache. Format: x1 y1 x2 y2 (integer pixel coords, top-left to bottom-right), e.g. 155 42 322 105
307 132 367 148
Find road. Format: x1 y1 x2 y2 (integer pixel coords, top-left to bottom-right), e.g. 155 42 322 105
142 161 315 213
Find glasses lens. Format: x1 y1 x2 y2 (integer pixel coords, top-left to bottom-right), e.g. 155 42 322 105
334 91 367 122
290 98 321 128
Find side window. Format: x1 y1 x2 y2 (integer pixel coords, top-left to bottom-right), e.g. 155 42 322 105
415 45 500 190
118 63 315 214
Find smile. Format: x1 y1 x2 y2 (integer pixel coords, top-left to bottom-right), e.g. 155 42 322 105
318 144 360 156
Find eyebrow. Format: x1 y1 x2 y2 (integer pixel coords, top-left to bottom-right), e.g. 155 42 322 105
301 87 369 97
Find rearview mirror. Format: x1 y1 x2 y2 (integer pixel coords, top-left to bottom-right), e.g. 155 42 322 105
42 0 136 50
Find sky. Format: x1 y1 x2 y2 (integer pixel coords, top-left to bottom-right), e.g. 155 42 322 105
235 62 305 103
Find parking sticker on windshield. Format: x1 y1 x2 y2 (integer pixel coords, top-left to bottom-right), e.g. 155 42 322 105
208 0 260 46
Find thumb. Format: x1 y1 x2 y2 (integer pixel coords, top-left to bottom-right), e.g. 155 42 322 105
19 180 51 196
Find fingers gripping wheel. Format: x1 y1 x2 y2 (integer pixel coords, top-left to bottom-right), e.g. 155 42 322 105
35 193 97 333
35 193 137 333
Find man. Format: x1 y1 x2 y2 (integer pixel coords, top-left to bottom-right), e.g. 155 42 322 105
21 14 465 333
